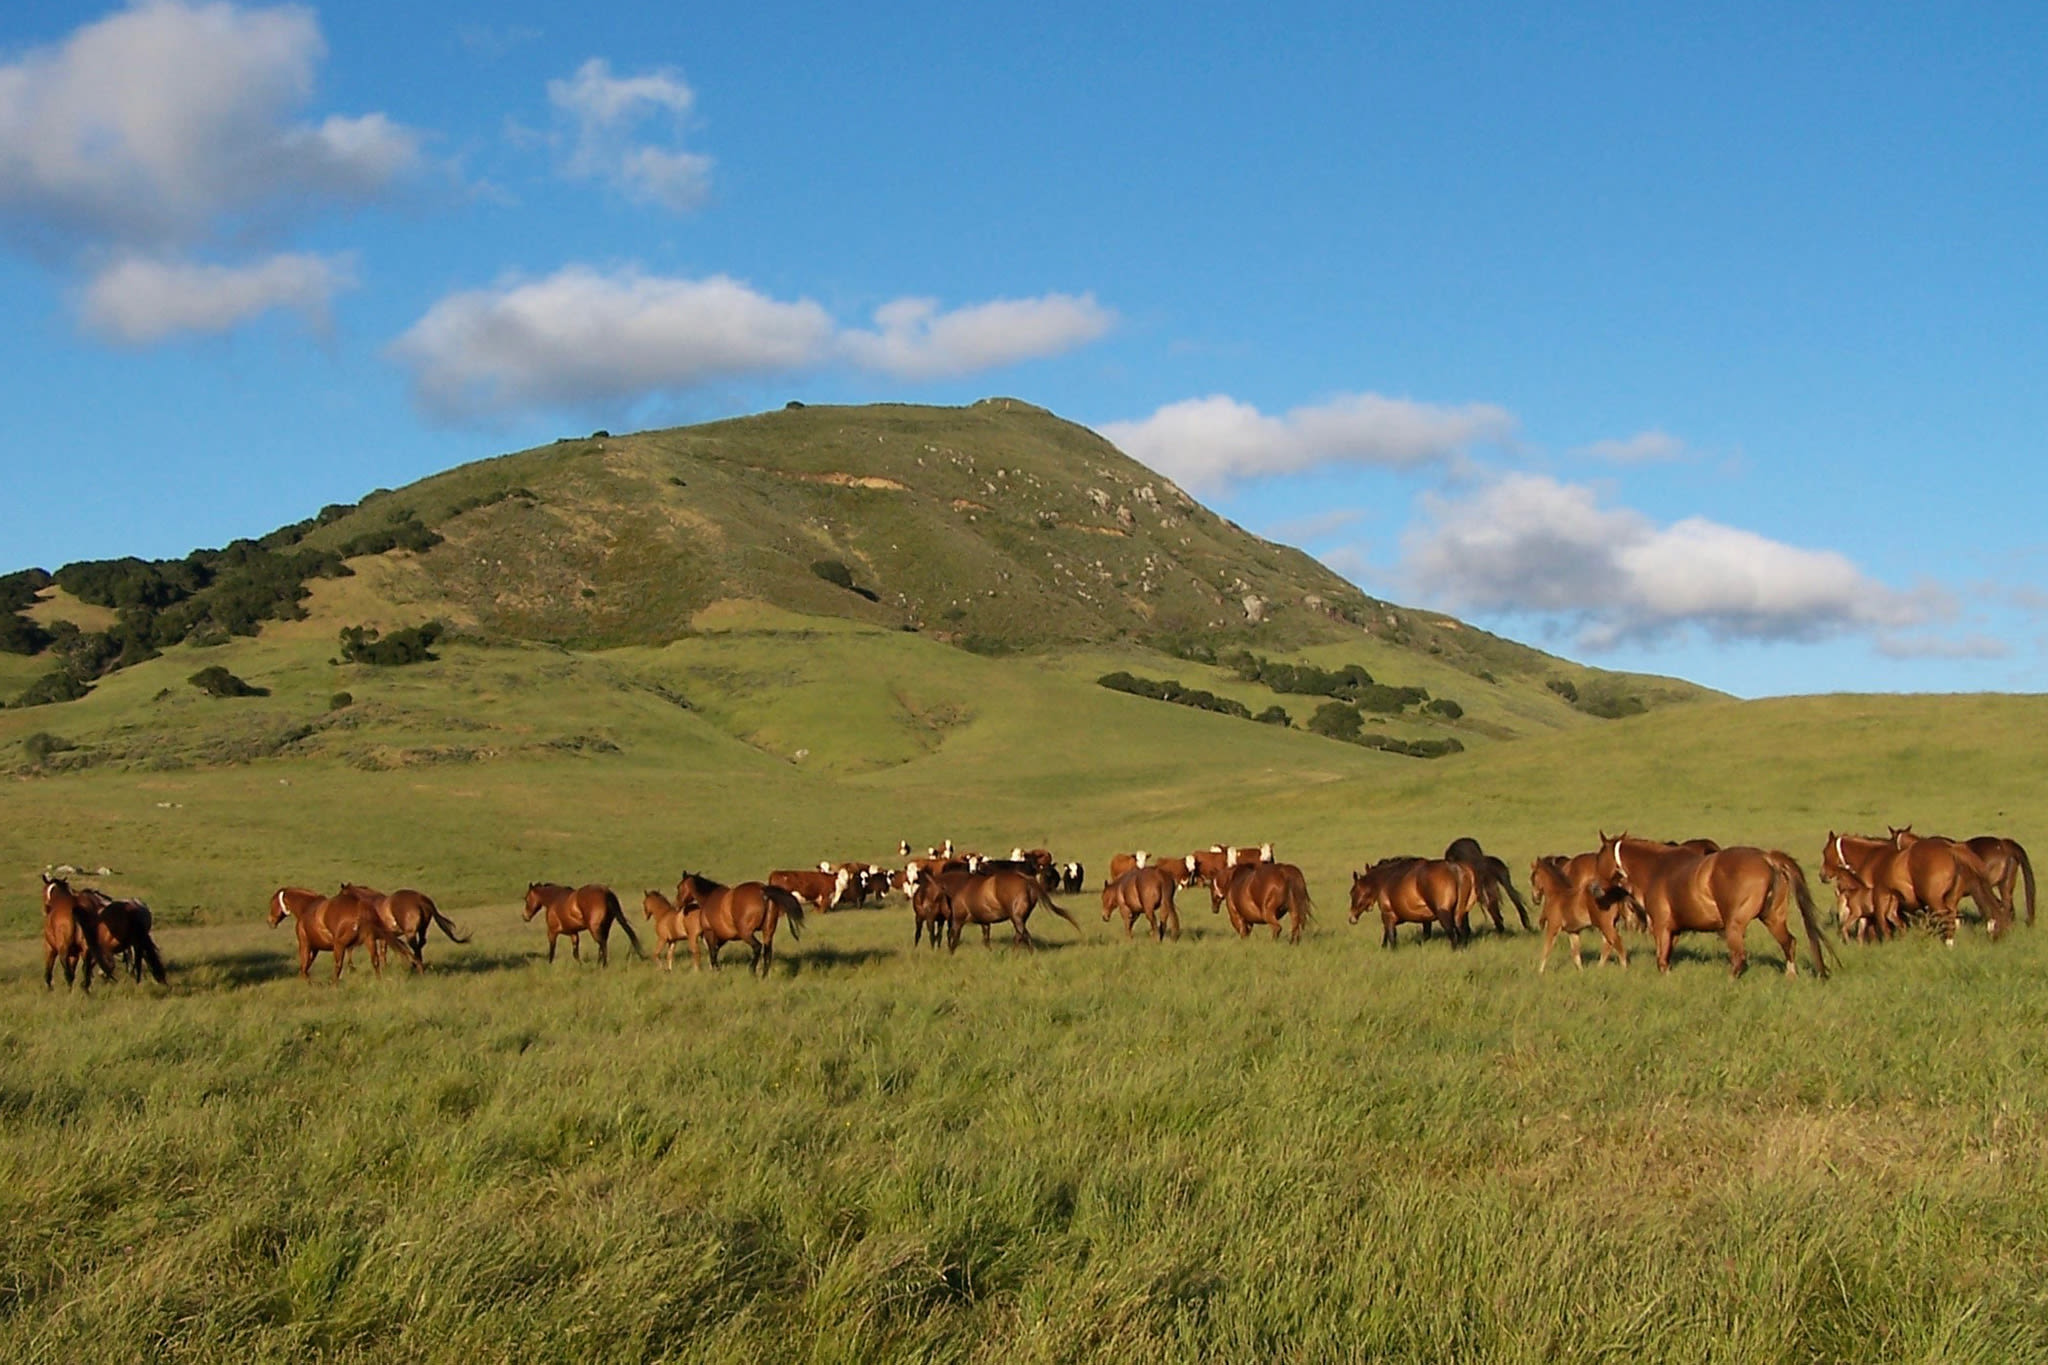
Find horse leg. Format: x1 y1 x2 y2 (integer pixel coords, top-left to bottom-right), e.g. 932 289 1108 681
1538 920 1559 972
1655 922 1675 974
1722 921 1748 978
1382 910 1396 949
1597 912 1628 968
570 932 582 963
597 921 611 967
1166 904 1181 941
1123 908 1135 941
44 946 57 990
546 929 559 963
1483 888 1507 934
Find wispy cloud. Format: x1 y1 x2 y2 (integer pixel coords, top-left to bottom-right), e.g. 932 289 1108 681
838 293 1113 379
547 58 710 211
81 251 356 343
1098 393 1516 494
1577 429 1688 464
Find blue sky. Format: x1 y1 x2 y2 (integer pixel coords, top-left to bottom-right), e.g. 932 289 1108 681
4 1 2045 697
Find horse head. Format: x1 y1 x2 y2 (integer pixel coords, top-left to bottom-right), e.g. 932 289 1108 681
522 883 547 920
1890 825 1919 847
1595 831 1630 888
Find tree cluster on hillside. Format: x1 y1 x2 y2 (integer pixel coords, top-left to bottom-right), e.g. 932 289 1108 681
337 622 444 667
1099 671 1267 723
1307 702 1464 759
0 568 54 655
1223 651 1441 714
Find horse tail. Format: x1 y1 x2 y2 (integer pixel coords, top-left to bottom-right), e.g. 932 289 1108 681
1769 851 1831 980
136 930 168 985
1287 863 1315 929
1037 888 1082 932
2014 840 2037 927
607 889 646 957
777 889 807 941
425 896 470 944
1491 857 1533 930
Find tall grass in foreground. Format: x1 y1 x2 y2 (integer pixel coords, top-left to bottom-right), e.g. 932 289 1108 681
3 907 2045 1363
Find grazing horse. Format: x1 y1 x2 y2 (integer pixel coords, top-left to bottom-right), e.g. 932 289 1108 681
1211 861 1314 943
1528 854 1627 971
1349 857 1471 947
523 883 644 965
339 883 468 970
76 888 168 985
267 885 419 982
916 869 1080 952
671 874 804 975
1596 834 1829 978
42 875 116 991
1443 837 1533 932
1101 865 1181 941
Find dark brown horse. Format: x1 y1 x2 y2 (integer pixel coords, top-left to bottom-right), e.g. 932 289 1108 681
1596 834 1829 977
1101 865 1181 941
1955 835 2036 928
1211 861 1314 943
1528 854 1627 971
672 874 804 975
1349 857 1470 947
42 875 116 990
339 883 468 970
1444 837 1533 932
76 888 167 985
915 869 1080 951
523 883 643 965
268 885 419 981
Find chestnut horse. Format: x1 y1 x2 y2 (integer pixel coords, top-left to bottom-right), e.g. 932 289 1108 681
1528 854 1627 971
339 883 468 969
1349 857 1470 947
76 888 168 985
1952 835 2036 928
671 873 804 975
1211 861 1314 943
523 883 643 964
268 885 420 981
915 869 1080 951
1444 837 1533 932
1596 834 1829 978
1877 830 2010 940
42 875 116 991
1101 865 1181 941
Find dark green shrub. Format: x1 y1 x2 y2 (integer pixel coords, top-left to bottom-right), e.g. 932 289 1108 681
1254 705 1291 726
189 665 268 697
22 732 74 765
810 559 856 590
1547 678 1579 704
338 621 444 666
329 692 354 711
1307 702 1363 742
15 670 91 707
1422 698 1464 720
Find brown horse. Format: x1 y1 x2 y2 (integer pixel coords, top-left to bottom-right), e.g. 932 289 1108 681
339 883 468 969
76 888 168 985
672 874 804 975
1349 857 1470 947
1444 837 1533 932
524 883 644 965
1212 861 1314 943
1876 830 2009 940
1955 835 2037 927
1528 854 1627 971
1101 865 1181 941
1596 834 1829 977
42 875 116 991
916 869 1080 951
267 885 420 981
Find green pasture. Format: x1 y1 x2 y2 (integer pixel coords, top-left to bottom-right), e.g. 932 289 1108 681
4 598 2047 1360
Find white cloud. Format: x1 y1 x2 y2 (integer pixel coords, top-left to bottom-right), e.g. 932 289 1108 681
391 267 1116 418
548 58 710 211
1579 429 1687 463
838 293 1114 379
0 1 420 249
390 267 835 417
81 251 355 342
1399 472 1944 648
1098 392 1516 493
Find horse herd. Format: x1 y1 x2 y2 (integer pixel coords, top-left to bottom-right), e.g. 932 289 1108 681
33 825 2032 991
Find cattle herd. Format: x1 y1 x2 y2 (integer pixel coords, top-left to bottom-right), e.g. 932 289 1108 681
32 824 2033 991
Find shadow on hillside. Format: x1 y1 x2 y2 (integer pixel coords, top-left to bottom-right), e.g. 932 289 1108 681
177 949 302 989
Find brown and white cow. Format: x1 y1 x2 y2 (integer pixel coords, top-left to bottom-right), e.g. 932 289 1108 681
769 866 851 912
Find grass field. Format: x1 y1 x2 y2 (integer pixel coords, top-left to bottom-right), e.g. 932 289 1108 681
4 589 2047 1359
